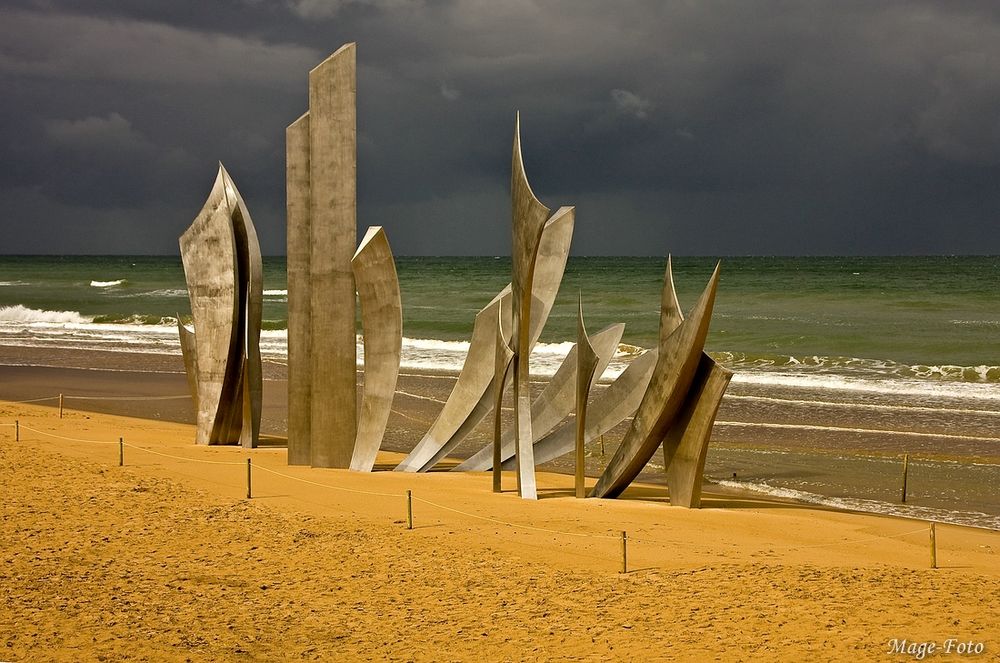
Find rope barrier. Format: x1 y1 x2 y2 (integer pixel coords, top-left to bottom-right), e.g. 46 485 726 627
250 466 623 542
17 425 242 465
120 442 245 466
3 392 189 403
4 409 959 563
252 464 403 498
411 495 621 540
782 525 931 551
18 425 118 445
64 394 190 402
5 395 60 404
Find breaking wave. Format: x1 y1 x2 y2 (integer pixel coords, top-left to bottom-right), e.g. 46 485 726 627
0 308 996 398
91 313 177 326
713 351 1000 383
0 305 89 324
90 279 127 288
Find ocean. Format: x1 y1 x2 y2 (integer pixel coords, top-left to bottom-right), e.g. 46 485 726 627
1 255 998 528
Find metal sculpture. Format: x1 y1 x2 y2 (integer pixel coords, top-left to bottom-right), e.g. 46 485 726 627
395 210 574 473
179 164 263 447
653 257 733 507
395 288 509 472
177 318 199 406
307 43 358 468
287 44 404 470
591 259 722 499
286 112 312 465
350 226 403 472
453 322 623 472
510 116 576 500
492 301 514 493
662 354 733 507
575 297 599 498
505 346 657 468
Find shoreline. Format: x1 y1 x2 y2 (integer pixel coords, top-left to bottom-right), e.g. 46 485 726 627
2 352 999 531
1 398 998 659
2 343 999 519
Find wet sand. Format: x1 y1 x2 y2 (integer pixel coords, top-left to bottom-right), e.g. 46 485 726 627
2 344 999 526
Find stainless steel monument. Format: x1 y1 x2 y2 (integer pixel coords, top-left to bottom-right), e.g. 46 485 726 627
179 163 263 448
575 297 599 498
277 41 731 504
395 208 575 475
395 117 577 502
591 259 731 505
286 43 403 470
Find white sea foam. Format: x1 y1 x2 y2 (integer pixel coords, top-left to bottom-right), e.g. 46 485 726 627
381 337 583 376
90 279 126 288
731 371 1000 402
0 305 89 324
715 479 1000 530
0 308 992 399
715 420 1000 443
120 288 188 298
723 394 1000 417
951 319 1000 328
263 289 288 296
0 281 27 286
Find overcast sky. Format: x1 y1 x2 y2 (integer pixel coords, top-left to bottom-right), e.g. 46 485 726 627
2 0 999 255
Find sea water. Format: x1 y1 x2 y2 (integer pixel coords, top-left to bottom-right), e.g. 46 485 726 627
1 255 997 527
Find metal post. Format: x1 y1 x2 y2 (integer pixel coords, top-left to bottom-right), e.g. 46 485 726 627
15 419 19 442
119 437 124 467
406 490 413 530
620 530 628 574
246 458 252 499
900 454 909 503
600 434 605 457
492 404 502 493
929 522 937 569
59 393 64 418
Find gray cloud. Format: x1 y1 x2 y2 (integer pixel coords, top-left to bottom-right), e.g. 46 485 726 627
439 82 461 102
44 113 152 153
0 8 321 88
1 1 999 255
610 89 651 119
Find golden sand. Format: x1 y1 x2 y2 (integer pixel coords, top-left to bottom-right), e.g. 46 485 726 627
1 401 997 661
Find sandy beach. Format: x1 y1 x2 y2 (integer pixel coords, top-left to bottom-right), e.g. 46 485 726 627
1 357 998 661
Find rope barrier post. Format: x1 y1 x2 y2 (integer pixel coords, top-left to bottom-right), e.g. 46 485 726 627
620 530 628 574
15 419 19 442
900 453 909 503
406 490 413 530
929 522 937 569
600 434 605 458
119 437 124 467
246 458 252 500
59 393 63 419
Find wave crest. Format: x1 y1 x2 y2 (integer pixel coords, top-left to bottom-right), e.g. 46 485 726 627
0 305 89 324
91 313 176 326
713 351 1000 383
90 279 126 288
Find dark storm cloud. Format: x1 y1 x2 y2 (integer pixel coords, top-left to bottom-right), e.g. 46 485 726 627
1 0 999 255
